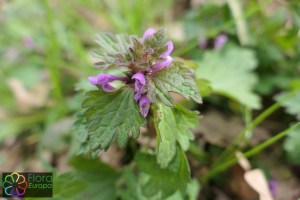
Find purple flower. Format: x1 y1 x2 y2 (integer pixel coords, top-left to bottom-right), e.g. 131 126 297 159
152 40 174 72
143 28 155 39
214 34 228 49
88 74 127 92
132 73 146 101
160 41 173 58
139 95 150 117
153 56 173 72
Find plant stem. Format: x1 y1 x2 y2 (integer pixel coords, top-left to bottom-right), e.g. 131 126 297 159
42 0 63 104
214 90 297 165
201 122 300 183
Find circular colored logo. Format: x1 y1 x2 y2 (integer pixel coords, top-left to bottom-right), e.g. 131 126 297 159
3 172 28 197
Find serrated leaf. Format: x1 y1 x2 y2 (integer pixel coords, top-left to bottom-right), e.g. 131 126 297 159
154 103 198 168
147 60 202 107
93 33 131 68
72 112 97 156
275 91 300 120
284 125 300 164
135 148 190 199
195 44 261 109
68 157 119 200
82 88 145 150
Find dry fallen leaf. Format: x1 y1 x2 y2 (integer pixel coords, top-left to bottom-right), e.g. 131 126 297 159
225 165 259 200
7 77 49 113
245 169 274 200
236 152 274 200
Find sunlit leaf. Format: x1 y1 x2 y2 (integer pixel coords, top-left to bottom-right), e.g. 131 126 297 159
195 44 261 109
154 103 199 167
275 91 300 120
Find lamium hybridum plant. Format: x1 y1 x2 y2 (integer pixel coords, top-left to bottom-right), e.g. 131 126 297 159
76 28 202 198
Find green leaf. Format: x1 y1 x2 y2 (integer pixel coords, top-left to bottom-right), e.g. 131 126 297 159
25 173 88 200
284 125 300 164
135 148 190 199
154 103 198 167
71 112 96 156
275 91 300 120
118 167 161 200
195 44 261 109
26 157 119 200
119 169 199 200
82 88 145 151
165 179 200 200
52 173 88 200
54 157 119 200
147 59 202 107
93 32 131 68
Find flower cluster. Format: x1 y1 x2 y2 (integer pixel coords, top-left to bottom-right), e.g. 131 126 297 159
88 28 174 117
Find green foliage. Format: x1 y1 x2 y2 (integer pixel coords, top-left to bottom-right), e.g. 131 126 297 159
55 157 119 200
115 29 168 69
3 0 300 198
147 60 202 107
195 44 261 109
184 3 231 39
165 179 200 200
49 173 88 200
93 32 131 68
275 91 300 120
119 168 199 200
284 126 300 164
100 0 173 34
154 103 199 167
135 148 190 199
81 88 145 150
72 112 92 156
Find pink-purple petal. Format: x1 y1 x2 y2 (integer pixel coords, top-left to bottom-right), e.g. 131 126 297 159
153 56 173 72
214 34 228 50
88 76 99 85
143 28 155 39
160 41 174 58
132 73 146 85
102 84 116 92
88 74 127 92
134 92 142 101
139 95 150 117
132 73 146 101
